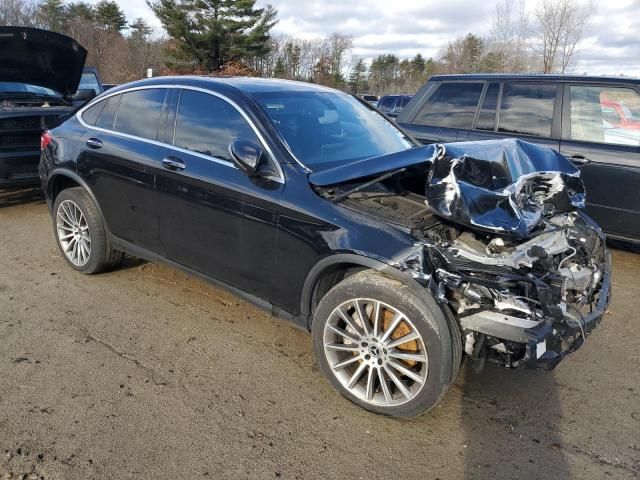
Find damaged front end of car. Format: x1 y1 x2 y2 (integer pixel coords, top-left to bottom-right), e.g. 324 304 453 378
313 139 612 370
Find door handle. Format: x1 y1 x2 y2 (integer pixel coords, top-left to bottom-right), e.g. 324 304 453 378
569 154 591 165
86 138 103 149
162 156 186 171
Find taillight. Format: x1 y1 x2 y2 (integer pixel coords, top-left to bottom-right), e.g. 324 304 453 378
41 130 53 150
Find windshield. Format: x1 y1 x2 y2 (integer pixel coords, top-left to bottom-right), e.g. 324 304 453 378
253 91 413 169
0 82 60 97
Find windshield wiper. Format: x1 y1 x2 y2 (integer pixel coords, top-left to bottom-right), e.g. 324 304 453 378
331 167 407 203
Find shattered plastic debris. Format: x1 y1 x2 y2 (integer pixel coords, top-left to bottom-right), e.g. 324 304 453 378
426 139 585 238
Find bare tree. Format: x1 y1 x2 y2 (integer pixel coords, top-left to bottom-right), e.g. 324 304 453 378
0 0 40 27
490 0 533 72
532 0 595 73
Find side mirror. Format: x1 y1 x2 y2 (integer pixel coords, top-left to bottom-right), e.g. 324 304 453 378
229 138 263 176
72 88 97 101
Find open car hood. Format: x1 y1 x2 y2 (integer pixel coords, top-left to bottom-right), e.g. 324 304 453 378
311 139 585 239
0 27 87 96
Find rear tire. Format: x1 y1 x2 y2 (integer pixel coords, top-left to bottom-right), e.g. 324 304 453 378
53 187 123 274
312 270 458 418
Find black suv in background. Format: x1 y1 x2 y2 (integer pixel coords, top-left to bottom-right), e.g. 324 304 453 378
377 95 412 118
396 74 640 244
0 27 87 187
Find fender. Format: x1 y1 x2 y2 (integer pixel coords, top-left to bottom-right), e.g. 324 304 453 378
46 168 112 236
300 253 428 320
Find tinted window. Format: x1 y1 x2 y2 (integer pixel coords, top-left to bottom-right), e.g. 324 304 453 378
95 94 120 130
114 89 167 140
82 100 106 126
78 72 100 94
173 90 257 161
379 97 396 111
413 83 483 128
253 90 413 168
498 83 556 137
396 96 411 110
568 85 640 146
476 83 500 131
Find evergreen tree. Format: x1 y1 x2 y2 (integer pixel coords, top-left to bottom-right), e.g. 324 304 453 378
130 17 153 42
348 58 367 94
65 1 95 22
148 0 277 71
95 0 127 32
37 0 66 33
273 57 286 78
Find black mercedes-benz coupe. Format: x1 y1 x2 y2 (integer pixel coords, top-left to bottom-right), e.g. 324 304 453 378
40 76 611 417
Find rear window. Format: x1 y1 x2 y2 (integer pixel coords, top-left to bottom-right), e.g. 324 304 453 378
413 82 483 128
498 83 556 137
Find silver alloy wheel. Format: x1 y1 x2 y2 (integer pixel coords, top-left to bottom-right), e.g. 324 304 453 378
56 199 91 267
323 298 429 407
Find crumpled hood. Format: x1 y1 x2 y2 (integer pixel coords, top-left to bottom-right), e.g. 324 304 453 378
0 27 87 96
427 139 585 238
310 138 586 239
308 145 438 186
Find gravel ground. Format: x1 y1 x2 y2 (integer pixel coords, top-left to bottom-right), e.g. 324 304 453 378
1 187 639 480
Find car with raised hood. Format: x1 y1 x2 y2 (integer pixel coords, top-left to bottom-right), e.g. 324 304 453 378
40 77 611 417
0 26 87 187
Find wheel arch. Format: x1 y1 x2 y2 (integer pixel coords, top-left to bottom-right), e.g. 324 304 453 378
301 253 429 328
47 170 111 235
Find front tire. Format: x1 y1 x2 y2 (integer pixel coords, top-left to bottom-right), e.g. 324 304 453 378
53 187 123 274
312 270 457 418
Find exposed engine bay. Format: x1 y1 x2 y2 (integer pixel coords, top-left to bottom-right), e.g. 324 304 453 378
315 139 611 370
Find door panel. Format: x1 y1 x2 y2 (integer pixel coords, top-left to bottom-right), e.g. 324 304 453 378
560 141 640 240
77 131 161 251
560 83 640 241
156 88 283 300
155 147 282 299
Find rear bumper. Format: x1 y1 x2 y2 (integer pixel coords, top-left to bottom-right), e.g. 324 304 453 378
0 149 40 187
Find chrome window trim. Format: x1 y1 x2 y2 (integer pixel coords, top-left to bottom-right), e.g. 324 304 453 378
76 83 285 184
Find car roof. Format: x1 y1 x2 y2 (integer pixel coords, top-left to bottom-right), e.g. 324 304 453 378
106 76 340 95
429 73 640 85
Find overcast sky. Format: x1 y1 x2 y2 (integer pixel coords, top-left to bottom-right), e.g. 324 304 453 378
103 0 640 76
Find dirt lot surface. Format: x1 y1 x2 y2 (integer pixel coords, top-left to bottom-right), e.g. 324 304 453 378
1 187 639 480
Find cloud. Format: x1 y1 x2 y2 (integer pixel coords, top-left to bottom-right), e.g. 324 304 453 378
96 0 640 76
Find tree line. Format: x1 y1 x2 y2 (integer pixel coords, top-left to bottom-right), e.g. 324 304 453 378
0 0 595 93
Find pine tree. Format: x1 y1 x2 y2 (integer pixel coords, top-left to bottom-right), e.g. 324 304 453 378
95 0 127 32
148 0 278 71
273 57 286 78
348 58 367 94
37 0 66 33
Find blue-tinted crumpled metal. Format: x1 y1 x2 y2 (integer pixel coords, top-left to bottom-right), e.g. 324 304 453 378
426 139 585 239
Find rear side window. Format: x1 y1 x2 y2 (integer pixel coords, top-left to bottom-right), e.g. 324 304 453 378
568 85 640 146
379 97 395 112
413 82 483 128
476 83 500 131
396 97 410 111
94 94 120 130
81 100 105 126
173 90 258 161
114 89 167 140
498 83 556 137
